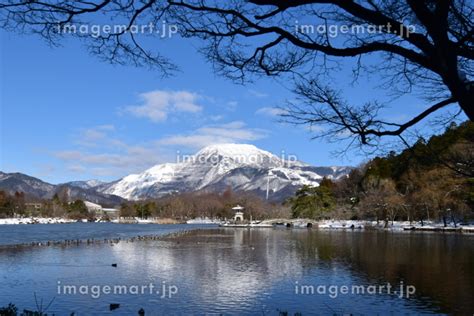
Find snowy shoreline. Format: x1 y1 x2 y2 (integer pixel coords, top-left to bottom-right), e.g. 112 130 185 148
1 217 473 233
302 219 474 232
0 217 77 225
0 217 184 225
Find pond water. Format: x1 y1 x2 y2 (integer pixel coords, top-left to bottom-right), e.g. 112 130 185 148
0 226 472 315
0 222 207 246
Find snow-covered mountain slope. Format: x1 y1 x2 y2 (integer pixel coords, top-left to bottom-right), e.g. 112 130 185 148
100 144 351 201
64 179 106 190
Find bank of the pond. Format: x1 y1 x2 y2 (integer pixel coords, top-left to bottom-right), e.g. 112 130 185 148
224 218 474 232
0 217 187 225
315 219 474 232
1 217 473 233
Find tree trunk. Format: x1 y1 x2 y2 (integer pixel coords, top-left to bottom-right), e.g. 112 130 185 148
451 214 457 228
442 60 474 121
458 92 474 121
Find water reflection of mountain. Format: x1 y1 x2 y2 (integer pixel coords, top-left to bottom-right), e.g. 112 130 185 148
109 229 474 314
109 229 304 309
1 228 472 314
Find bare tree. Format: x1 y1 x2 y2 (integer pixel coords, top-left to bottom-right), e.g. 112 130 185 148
1 1 472 147
441 141 474 177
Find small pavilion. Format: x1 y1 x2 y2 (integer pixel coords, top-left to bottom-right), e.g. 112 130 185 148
232 205 245 222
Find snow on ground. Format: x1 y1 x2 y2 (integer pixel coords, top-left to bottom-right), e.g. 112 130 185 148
0 217 75 225
186 217 224 224
315 220 474 232
315 220 361 230
1 217 473 232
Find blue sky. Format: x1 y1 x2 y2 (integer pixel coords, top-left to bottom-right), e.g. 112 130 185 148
0 28 455 184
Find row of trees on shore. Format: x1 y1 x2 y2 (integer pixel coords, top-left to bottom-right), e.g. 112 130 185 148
118 189 290 220
0 188 290 221
0 193 92 220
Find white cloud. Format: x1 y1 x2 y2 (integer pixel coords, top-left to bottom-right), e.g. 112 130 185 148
77 125 116 146
209 115 224 122
55 147 165 169
248 89 268 98
67 164 87 173
124 90 203 122
54 124 172 178
255 107 287 117
158 121 268 149
305 124 326 133
54 120 268 178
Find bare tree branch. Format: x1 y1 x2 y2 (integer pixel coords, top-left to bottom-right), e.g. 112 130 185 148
0 0 472 149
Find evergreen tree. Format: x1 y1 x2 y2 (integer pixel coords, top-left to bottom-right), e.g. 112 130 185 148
287 184 335 219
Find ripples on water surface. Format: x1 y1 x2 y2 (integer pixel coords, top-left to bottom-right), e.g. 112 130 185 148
0 224 473 315
0 222 198 245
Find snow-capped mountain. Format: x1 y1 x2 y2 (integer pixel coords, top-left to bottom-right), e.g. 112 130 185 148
100 144 351 201
64 179 106 190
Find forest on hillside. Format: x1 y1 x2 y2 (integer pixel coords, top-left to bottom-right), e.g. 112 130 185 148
289 121 474 224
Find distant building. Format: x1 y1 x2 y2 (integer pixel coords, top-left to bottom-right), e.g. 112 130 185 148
84 201 119 219
102 208 120 218
84 201 102 212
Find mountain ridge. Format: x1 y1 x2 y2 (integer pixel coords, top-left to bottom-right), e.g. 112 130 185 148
1 144 351 203
0 171 124 206
99 143 351 201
